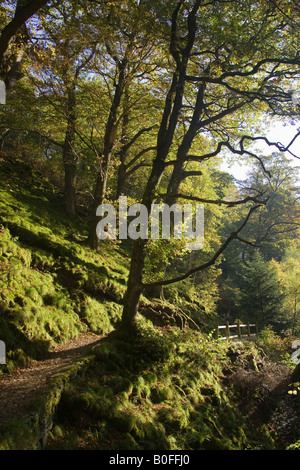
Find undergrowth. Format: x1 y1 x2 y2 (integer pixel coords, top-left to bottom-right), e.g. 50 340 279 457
1 152 297 451
46 322 276 451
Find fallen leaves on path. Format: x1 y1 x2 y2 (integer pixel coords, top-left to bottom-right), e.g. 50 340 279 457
0 333 102 428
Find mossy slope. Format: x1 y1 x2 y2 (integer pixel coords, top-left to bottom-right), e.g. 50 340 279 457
47 324 276 450
0 153 127 369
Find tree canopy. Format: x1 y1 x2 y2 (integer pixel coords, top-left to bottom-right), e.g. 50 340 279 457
0 0 299 333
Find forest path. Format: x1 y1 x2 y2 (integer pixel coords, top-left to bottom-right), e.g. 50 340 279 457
0 333 103 429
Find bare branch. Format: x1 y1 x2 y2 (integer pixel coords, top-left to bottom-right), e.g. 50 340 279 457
165 193 268 207
240 131 300 160
186 56 300 82
164 128 300 178
143 205 262 289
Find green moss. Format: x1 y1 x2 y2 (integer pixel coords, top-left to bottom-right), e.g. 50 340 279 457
0 420 38 450
0 155 279 451
109 413 137 433
0 154 128 368
151 384 173 403
45 324 278 451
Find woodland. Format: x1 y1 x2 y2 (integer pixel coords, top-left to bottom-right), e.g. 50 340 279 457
0 0 300 452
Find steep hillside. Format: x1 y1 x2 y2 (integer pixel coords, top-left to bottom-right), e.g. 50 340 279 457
0 152 300 452
0 152 127 368
0 151 216 368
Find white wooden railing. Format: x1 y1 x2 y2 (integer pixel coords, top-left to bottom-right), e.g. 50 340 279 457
215 321 258 341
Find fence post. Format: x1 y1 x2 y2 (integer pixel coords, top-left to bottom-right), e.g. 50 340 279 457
215 325 219 341
226 321 230 339
247 323 251 337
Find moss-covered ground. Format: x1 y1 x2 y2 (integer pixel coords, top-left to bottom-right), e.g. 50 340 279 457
0 152 127 369
46 325 278 450
1 151 299 451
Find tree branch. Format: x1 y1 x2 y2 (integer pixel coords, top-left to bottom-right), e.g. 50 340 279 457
122 126 157 155
125 146 156 170
186 56 300 82
164 128 300 177
240 132 300 160
143 205 263 289
0 0 49 64
165 193 268 207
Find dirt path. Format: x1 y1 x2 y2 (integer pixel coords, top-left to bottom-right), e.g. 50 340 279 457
0 333 103 429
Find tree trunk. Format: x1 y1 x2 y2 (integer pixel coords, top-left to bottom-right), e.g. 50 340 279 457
116 162 127 199
119 67 187 326
88 55 129 249
115 87 130 200
62 84 77 216
118 2 202 329
148 84 205 298
292 297 298 335
88 165 111 249
64 161 77 216
121 239 146 328
0 0 48 74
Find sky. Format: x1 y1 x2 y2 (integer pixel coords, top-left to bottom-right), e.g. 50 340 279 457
222 119 300 181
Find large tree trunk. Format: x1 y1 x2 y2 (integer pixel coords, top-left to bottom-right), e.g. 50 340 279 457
120 73 187 326
121 239 146 329
64 161 77 216
116 162 127 199
88 160 112 249
115 87 130 200
119 1 202 329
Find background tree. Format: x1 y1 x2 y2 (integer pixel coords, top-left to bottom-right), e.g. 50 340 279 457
237 153 300 261
272 244 300 334
217 153 299 323
30 1 99 215
239 250 283 329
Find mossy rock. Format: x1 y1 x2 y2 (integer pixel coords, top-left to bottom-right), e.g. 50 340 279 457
202 436 233 450
109 376 134 394
143 372 158 387
156 403 190 433
98 266 109 277
151 385 173 403
109 412 137 433
111 433 140 450
93 342 113 361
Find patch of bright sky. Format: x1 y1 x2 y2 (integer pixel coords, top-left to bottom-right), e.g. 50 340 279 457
220 118 300 181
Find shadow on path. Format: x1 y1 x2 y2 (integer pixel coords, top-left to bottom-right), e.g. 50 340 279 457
0 333 106 429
